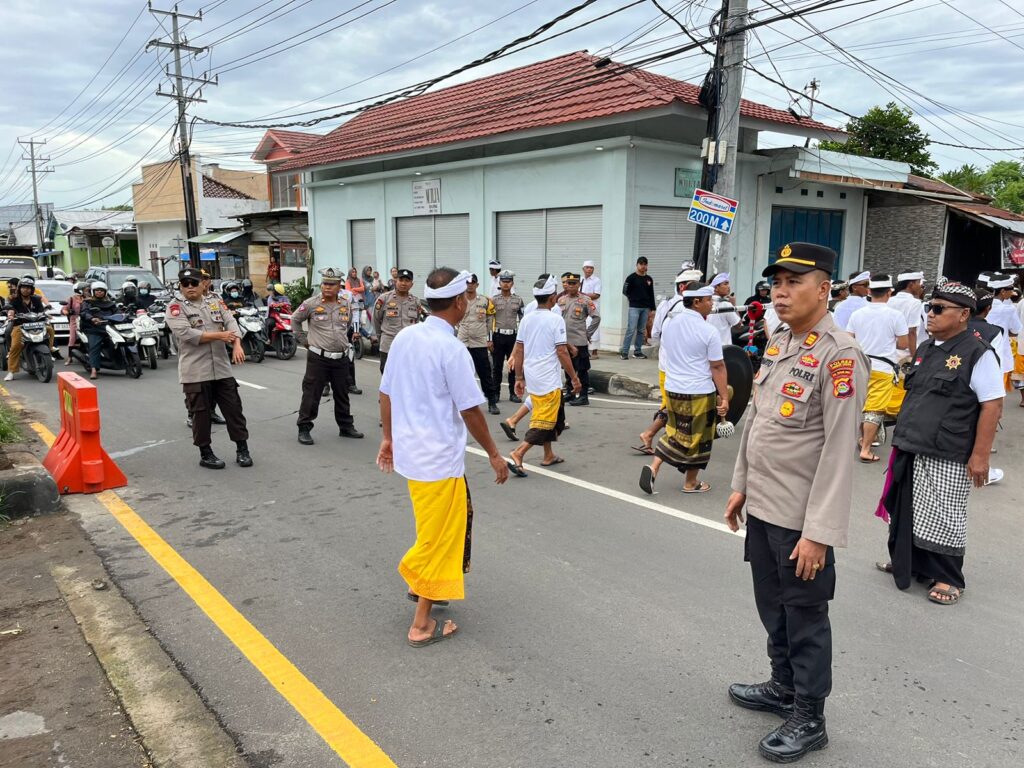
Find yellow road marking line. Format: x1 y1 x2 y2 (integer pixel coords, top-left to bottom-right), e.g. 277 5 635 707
0 383 23 409
31 421 55 446
95 489 398 768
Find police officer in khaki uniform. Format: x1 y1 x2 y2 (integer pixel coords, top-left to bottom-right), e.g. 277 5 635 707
166 267 253 470
724 243 868 763
373 268 423 372
457 273 500 414
557 272 600 406
491 270 524 403
292 267 364 445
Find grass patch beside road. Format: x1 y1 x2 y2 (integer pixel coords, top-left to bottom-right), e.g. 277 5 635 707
0 402 22 443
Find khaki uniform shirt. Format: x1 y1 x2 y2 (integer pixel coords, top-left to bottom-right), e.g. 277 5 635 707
731 312 868 548
373 290 422 353
557 293 601 347
492 293 524 333
166 293 241 384
291 293 351 352
457 294 494 348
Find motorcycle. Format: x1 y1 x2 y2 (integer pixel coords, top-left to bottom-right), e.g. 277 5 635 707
8 313 56 383
70 312 143 378
232 306 268 363
148 301 175 359
47 302 70 349
132 309 162 370
265 300 297 360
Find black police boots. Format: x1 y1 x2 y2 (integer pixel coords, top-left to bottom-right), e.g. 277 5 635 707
348 385 363 395
339 426 364 439
199 445 225 470
569 396 590 407
728 679 795 718
758 697 827 763
298 427 314 445
210 409 227 425
235 440 253 467
488 401 500 415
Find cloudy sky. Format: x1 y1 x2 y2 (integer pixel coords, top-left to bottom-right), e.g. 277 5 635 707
2 0 1023 210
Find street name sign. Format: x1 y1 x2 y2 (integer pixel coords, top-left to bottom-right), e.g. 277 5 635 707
688 188 738 235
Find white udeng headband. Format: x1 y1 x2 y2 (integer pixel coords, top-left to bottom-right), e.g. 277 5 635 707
851 271 870 284
533 274 558 297
869 279 893 289
897 271 924 282
989 277 1014 289
423 270 473 299
683 286 714 298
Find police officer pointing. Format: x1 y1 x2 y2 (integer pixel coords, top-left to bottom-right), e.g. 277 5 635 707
724 243 867 763
166 267 253 470
292 267 364 445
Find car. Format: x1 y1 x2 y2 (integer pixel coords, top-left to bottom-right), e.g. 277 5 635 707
82 265 171 301
35 279 74 347
0 255 41 300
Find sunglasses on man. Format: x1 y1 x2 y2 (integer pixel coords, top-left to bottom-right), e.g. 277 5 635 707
924 303 961 315
180 279 201 288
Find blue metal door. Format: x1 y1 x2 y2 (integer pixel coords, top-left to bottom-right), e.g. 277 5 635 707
769 207 844 276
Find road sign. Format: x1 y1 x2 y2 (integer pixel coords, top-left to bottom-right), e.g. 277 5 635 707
101 236 115 248
687 188 738 235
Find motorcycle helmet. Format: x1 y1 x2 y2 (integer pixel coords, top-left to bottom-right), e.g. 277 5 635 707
138 281 151 296
19 275 35 289
121 281 138 299
125 275 139 286
92 281 108 293
74 281 88 295
272 283 286 296
223 280 241 300
241 278 253 290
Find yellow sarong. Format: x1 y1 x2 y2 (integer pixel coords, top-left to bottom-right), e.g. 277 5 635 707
1012 338 1024 389
659 369 668 411
864 370 896 413
399 477 471 602
529 389 562 432
884 375 906 418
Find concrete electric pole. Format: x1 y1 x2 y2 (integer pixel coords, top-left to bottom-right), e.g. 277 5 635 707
18 138 54 256
147 2 217 268
692 0 749 279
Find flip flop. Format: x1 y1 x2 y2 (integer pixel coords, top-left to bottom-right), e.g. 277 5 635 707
682 482 711 494
874 561 893 574
407 618 457 647
631 444 655 456
639 465 655 495
407 592 448 607
859 455 881 463
506 458 527 478
500 422 518 441
541 457 565 467
927 585 962 606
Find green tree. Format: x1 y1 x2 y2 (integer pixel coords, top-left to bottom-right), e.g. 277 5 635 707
819 102 937 176
102 204 133 211
938 164 987 194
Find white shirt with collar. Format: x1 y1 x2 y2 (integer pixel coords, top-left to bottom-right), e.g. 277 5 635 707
887 291 923 337
379 315 486 482
516 305 567 395
833 294 868 330
707 294 740 345
987 298 1021 373
660 307 723 395
847 301 909 372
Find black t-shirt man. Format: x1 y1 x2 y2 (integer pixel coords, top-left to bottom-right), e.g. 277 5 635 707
622 260 656 310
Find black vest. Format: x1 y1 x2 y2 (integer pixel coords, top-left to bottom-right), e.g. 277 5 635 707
968 318 1002 365
893 329 990 463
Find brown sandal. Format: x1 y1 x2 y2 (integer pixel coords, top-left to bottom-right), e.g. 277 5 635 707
927 584 962 605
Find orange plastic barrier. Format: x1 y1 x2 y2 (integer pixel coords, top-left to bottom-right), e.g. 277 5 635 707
43 372 127 494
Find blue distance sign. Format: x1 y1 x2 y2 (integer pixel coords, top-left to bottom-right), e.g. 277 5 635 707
687 188 738 235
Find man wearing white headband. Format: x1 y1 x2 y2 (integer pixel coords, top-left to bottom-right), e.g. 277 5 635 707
505 275 581 475
832 270 871 330
378 267 508 648
986 274 1021 391
581 260 602 357
708 272 742 346
639 283 729 495
847 274 909 462
889 271 926 357
487 260 504 297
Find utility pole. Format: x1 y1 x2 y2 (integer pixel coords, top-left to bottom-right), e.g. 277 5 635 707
692 0 749 279
147 3 217 268
19 138 54 258
803 78 820 148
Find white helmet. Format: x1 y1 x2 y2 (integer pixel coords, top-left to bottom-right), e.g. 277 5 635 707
92 281 108 292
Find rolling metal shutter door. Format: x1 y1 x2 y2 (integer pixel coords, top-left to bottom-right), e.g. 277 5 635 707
545 206 602 279
434 214 470 272
496 210 545 283
350 219 376 267
639 205 697 303
396 216 435 283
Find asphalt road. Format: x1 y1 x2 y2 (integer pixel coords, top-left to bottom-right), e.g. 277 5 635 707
9 353 1024 768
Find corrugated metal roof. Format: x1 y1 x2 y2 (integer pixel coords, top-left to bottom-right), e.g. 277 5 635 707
275 51 840 172
52 209 135 232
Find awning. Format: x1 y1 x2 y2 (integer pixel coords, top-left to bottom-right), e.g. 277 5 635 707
187 230 246 244
982 215 1024 235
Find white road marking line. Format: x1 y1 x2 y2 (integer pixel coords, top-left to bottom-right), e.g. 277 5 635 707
495 381 653 407
110 440 172 459
236 379 267 390
465 446 741 538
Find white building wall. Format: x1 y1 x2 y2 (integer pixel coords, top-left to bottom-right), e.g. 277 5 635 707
136 220 188 280
200 197 270 230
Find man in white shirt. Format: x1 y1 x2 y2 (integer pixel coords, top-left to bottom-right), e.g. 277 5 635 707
888 271 926 356
846 274 909 462
506 275 580 475
708 272 741 345
986 275 1021 392
377 267 508 647
833 271 871 330
581 260 602 357
487 260 504 297
639 284 729 495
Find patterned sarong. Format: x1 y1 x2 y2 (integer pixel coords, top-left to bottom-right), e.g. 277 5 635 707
399 477 474 601
653 391 717 471
525 389 564 445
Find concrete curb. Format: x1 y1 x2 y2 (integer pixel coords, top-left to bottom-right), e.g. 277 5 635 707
589 369 660 401
0 445 60 519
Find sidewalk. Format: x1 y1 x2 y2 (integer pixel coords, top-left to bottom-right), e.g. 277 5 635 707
589 347 661 400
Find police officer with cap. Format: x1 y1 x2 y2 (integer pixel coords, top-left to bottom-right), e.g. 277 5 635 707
166 267 253 469
724 242 868 763
292 267 364 444
491 269 524 403
373 268 423 372
557 272 600 406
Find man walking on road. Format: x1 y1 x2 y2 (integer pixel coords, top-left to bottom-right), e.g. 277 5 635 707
639 283 728 495
490 270 524 404
986 274 1021 391
708 272 741 346
557 272 600 407
833 270 870 330
725 243 867 764
458 274 500 414
620 257 655 359
373 268 423 373
377 267 508 647
291 267 364 446
507 275 581 475
166 267 253 470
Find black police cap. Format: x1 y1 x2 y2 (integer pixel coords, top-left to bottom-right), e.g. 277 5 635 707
178 267 203 282
397 269 413 280
564 272 581 282
762 242 837 277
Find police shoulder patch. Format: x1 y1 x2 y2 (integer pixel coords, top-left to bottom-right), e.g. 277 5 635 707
827 357 856 399
169 303 181 317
